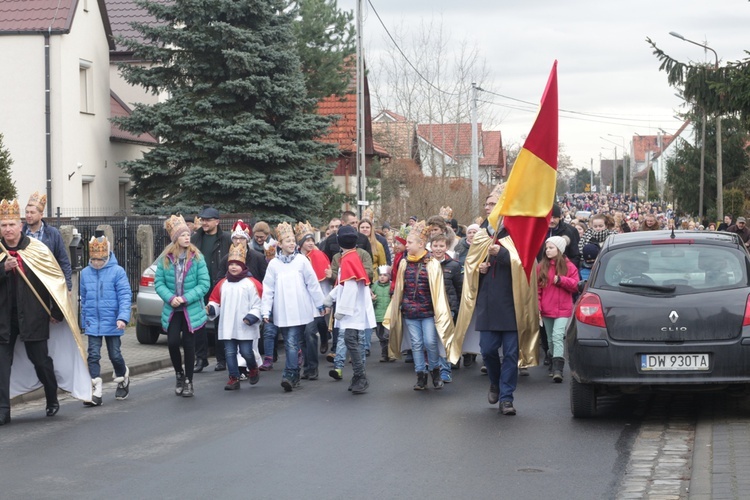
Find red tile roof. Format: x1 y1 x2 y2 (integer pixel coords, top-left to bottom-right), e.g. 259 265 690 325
480 130 503 167
417 123 482 159
0 0 77 33
318 93 357 153
106 0 170 54
110 90 157 145
373 110 407 123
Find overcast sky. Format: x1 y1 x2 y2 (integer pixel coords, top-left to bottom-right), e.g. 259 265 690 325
341 0 750 172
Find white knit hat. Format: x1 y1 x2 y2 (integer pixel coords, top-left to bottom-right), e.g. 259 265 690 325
546 235 567 255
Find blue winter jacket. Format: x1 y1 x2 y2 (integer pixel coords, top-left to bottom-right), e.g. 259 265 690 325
80 253 132 336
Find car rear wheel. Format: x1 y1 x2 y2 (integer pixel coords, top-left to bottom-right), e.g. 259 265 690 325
570 378 597 418
136 321 161 344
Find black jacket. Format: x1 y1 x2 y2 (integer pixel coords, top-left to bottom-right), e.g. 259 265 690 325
538 221 581 268
439 255 463 316
475 229 517 332
0 235 64 343
321 232 372 262
191 227 232 294
218 246 268 282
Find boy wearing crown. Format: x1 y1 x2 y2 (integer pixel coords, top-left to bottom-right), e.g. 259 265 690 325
207 242 263 390
0 199 91 424
80 235 133 405
261 222 327 392
23 191 73 291
386 220 454 391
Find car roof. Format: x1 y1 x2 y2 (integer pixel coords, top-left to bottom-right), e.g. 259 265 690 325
601 230 743 251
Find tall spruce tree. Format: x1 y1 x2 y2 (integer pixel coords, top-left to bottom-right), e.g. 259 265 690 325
115 0 336 221
0 133 18 200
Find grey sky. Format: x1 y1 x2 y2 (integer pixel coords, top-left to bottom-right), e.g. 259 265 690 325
343 0 750 172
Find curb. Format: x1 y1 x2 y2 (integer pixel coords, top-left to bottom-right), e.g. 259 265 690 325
10 358 173 406
689 411 712 499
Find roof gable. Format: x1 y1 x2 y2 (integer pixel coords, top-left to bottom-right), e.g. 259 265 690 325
106 0 169 54
110 90 158 145
417 123 482 160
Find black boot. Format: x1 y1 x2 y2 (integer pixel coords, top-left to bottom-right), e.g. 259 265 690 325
431 368 444 389
175 371 185 396
552 357 564 383
413 371 427 390
182 378 194 397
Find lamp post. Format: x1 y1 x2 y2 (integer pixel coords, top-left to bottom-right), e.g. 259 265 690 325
670 31 722 223
608 134 628 195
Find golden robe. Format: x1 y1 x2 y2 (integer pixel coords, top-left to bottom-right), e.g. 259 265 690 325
2 237 91 401
383 255 454 359
448 229 540 366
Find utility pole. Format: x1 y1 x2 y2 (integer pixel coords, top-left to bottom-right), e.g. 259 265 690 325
613 147 618 194
355 0 366 219
470 82 480 218
699 111 706 221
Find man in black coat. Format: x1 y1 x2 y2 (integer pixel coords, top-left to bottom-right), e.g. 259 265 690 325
541 204 580 268
321 210 372 261
0 213 65 424
191 206 232 371
476 227 520 416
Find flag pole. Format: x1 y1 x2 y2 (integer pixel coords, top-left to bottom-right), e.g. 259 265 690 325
0 240 52 316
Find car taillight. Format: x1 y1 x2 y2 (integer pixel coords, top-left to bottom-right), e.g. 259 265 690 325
575 293 606 328
743 294 750 327
140 268 155 288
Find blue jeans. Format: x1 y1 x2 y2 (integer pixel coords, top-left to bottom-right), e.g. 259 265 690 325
224 339 257 378
480 330 519 403
404 317 439 373
279 325 304 381
334 329 367 370
438 356 452 379
262 320 278 359
87 335 126 379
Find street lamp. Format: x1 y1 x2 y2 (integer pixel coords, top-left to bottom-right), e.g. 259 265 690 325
670 31 722 223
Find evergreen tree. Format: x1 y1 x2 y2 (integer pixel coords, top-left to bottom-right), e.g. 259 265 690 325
289 0 355 101
0 133 18 200
115 0 337 222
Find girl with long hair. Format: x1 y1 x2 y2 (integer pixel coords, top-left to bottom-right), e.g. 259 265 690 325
155 215 210 397
537 236 579 383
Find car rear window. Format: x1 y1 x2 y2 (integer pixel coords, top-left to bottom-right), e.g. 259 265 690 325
593 244 749 293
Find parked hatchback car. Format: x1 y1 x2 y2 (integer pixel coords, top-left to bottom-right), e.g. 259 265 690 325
135 253 215 344
567 230 750 417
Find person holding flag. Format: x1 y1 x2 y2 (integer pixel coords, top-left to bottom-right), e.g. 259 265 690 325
450 61 558 415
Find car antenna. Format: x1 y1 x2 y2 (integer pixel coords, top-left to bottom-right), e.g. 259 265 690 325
670 226 676 239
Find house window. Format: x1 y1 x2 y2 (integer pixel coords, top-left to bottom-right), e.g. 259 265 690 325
79 59 94 114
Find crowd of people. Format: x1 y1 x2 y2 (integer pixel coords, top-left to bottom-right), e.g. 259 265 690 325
2 188 746 426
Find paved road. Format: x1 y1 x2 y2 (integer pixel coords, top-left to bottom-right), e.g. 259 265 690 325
3 355 635 499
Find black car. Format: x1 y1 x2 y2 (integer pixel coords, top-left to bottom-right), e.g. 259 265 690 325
567 230 750 417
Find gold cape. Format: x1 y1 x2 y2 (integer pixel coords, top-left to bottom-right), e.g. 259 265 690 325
383 255 454 359
448 229 540 366
2 237 91 400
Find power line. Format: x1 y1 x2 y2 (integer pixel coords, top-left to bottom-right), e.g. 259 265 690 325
366 0 458 96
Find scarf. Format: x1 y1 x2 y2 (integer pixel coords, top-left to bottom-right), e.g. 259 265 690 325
406 250 427 263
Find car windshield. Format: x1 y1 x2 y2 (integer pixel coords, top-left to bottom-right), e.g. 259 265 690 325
593 244 749 294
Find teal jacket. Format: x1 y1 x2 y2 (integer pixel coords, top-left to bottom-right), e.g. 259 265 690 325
370 281 391 323
155 252 210 333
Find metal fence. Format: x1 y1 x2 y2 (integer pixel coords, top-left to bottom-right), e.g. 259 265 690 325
53 213 256 302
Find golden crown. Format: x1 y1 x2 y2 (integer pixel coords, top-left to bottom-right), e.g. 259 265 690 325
88 236 109 260
275 222 295 243
412 220 430 243
294 220 314 242
0 199 20 220
27 191 47 212
165 214 189 241
362 208 374 222
227 241 247 263
439 206 453 219
490 182 507 199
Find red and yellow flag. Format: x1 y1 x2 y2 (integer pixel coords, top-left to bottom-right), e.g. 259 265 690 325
487 61 558 281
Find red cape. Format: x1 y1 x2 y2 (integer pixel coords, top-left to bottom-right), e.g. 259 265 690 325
338 249 370 285
306 247 330 281
209 276 263 304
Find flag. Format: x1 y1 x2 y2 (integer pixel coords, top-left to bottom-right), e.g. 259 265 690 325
487 61 558 281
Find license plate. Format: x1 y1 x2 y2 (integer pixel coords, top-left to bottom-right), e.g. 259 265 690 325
640 354 709 371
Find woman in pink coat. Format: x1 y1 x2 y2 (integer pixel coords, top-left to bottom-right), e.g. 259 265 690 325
537 236 579 383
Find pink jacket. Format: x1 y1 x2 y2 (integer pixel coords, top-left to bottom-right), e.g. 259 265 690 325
538 258 579 318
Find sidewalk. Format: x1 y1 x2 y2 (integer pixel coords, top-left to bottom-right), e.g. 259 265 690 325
10 326 173 405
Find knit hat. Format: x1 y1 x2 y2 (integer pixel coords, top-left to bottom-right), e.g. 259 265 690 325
551 204 562 218
231 220 251 240
582 243 600 261
378 265 391 276
165 215 190 242
337 225 358 249
546 235 567 255
467 223 480 233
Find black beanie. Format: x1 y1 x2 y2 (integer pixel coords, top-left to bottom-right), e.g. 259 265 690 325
551 205 562 218
337 225 358 249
